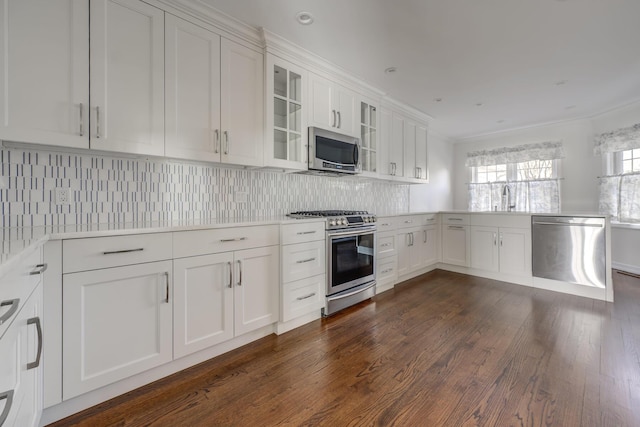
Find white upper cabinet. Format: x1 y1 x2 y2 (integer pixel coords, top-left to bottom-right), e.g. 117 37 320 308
220 38 264 167
378 107 393 177
265 54 306 170
308 72 358 137
390 113 405 177
359 98 378 175
165 16 264 167
0 0 89 149
90 0 165 156
415 124 428 180
165 15 221 163
402 119 417 179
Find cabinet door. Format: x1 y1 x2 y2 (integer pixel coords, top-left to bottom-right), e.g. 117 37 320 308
396 231 412 276
442 225 470 267
334 85 357 137
62 261 173 400
90 0 165 156
0 285 43 427
308 72 333 130
470 226 499 272
390 114 405 177
378 107 392 176
265 55 307 170
403 119 417 179
421 225 439 266
165 15 221 163
173 253 234 359
499 228 532 276
0 0 89 149
415 124 428 180
233 246 279 336
220 39 264 167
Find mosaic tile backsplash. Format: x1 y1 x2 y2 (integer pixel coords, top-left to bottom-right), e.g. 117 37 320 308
0 146 410 227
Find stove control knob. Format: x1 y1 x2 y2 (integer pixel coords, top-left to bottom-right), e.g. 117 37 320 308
371 216 376 223
341 218 347 225
364 217 370 223
329 219 336 226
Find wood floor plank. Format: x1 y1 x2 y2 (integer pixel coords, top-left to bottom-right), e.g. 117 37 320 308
47 269 640 427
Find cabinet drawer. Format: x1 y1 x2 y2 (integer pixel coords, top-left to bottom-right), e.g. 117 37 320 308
443 214 470 225
173 225 279 258
377 217 398 232
377 257 398 283
397 215 422 229
0 246 43 339
281 275 324 323
282 240 325 283
281 221 325 245
376 232 397 258
63 233 172 273
422 213 439 225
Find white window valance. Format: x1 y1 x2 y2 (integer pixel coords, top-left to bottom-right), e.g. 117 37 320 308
465 141 564 167
594 123 640 155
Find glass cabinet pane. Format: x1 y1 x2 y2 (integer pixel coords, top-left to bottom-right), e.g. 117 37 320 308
289 133 301 162
289 102 301 132
274 66 287 97
370 151 377 173
274 129 287 160
361 103 368 125
274 98 287 129
370 106 376 128
361 125 369 148
290 72 301 102
370 128 376 150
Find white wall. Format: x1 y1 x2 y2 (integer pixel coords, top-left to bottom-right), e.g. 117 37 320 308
410 130 454 212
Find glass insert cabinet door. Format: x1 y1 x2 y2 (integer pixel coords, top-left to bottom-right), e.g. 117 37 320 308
269 57 305 167
360 101 377 173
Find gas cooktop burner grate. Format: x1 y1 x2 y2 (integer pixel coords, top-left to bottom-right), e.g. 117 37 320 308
289 210 369 217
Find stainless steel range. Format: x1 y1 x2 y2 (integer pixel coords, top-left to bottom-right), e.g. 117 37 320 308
289 210 376 316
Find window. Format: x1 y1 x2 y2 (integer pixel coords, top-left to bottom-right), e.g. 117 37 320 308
595 123 640 223
466 142 563 213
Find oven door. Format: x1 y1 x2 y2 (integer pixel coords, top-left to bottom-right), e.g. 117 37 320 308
327 227 376 295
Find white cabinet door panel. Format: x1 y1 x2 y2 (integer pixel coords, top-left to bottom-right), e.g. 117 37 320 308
0 0 89 148
308 73 333 129
234 246 278 336
173 253 234 359
442 225 470 267
415 124 428 180
220 39 263 167
90 0 164 155
165 15 221 162
63 261 173 399
390 114 404 177
403 120 416 179
499 228 531 276
471 226 499 272
421 225 439 266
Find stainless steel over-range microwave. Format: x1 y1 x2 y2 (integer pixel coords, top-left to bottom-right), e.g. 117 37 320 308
308 127 361 174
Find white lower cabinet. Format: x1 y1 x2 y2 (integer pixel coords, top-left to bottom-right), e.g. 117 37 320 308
397 222 439 278
0 285 43 427
441 224 470 266
62 261 173 400
470 226 531 276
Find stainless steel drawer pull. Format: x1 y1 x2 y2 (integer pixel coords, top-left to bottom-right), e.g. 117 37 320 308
296 293 316 301
237 260 242 286
381 223 391 226
227 262 233 288
96 106 101 139
29 263 48 275
381 268 394 274
0 299 20 325
448 225 465 230
79 103 84 136
220 237 248 243
103 248 144 255
165 272 170 303
27 317 43 370
448 218 463 221
296 258 316 264
404 220 413 223
0 390 14 426
296 231 317 235
426 218 435 221
337 111 341 128
214 129 220 153
380 243 391 247
223 130 230 154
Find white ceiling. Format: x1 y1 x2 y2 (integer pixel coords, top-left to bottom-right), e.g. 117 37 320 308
200 0 640 140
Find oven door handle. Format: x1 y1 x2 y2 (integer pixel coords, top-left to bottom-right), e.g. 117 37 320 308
327 227 376 238
326 281 376 302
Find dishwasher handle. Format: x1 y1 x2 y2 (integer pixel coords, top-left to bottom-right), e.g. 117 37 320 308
532 216 605 227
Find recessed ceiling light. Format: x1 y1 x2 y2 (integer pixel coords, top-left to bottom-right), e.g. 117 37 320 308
555 80 568 86
295 11 314 25
565 105 577 110
384 67 397 74
434 98 443 103
497 119 505 123
475 103 483 107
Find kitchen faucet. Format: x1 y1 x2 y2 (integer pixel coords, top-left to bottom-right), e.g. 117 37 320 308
502 184 516 212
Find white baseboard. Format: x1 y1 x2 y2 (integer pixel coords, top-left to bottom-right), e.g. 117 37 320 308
612 262 640 276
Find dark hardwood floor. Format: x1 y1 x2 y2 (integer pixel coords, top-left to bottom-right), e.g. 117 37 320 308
48 269 640 426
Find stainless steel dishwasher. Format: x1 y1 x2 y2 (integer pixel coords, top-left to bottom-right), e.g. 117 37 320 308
532 216 606 288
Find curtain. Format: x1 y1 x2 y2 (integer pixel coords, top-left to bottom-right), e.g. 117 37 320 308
600 174 640 222
594 123 640 155
467 180 560 213
466 141 564 167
